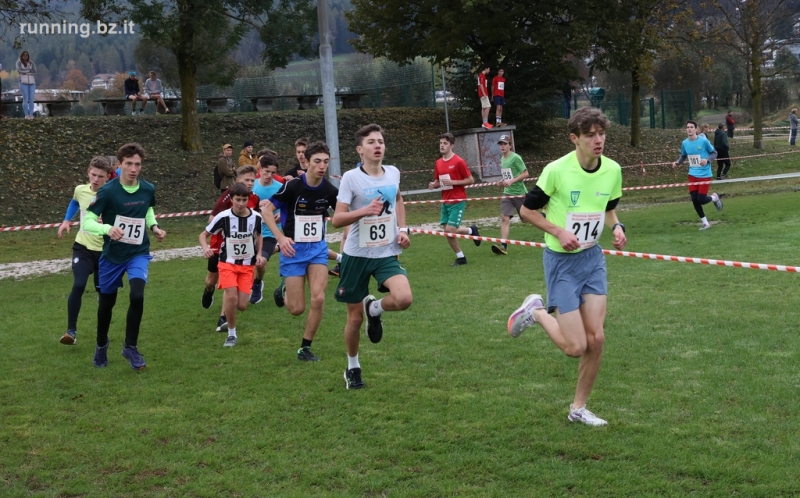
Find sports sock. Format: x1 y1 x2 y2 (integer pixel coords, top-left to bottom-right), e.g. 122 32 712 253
369 299 384 316
468 227 475 235
701 216 709 225
502 242 508 249
496 117 501 124
456 251 465 258
228 327 237 338
301 338 312 349
336 253 343 263
348 354 360 370
254 278 261 284
482 118 488 124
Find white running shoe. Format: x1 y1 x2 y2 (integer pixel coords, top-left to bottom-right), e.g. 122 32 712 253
507 294 544 338
712 192 723 212
568 406 607 426
699 224 711 230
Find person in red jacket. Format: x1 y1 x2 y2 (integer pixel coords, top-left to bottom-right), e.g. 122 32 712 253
492 68 506 127
725 110 735 138
478 65 492 129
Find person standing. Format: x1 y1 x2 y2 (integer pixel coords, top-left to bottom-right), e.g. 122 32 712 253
507 107 627 427
82 143 167 370
428 133 480 265
672 120 723 230
478 65 493 129
491 134 529 255
699 123 710 140
57 157 114 345
124 71 148 116
332 123 413 389
238 140 259 168
285 138 309 178
789 108 798 147
725 110 735 138
714 123 731 180
491 69 506 127
16 51 36 119
144 71 169 114
260 141 339 362
217 144 236 193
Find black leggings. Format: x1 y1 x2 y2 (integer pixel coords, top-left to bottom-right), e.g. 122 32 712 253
690 191 713 218
716 149 731 178
67 263 100 331
96 278 146 348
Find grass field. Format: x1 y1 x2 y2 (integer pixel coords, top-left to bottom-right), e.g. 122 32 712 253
2 168 800 495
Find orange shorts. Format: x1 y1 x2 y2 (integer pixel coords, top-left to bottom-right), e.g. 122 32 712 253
688 175 711 195
217 262 255 293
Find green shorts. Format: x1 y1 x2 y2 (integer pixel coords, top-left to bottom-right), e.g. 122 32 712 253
335 254 407 303
440 201 466 227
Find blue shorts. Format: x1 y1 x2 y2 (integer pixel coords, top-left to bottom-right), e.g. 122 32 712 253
280 240 329 278
493 96 505 106
543 244 607 314
98 254 152 294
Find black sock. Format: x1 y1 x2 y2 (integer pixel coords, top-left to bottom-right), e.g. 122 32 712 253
301 338 312 349
502 243 507 249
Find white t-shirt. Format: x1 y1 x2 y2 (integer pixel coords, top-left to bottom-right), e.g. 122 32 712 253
337 165 402 259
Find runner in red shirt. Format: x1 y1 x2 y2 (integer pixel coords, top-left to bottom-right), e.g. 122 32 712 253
201 165 261 332
491 68 506 127
478 65 492 129
427 133 480 266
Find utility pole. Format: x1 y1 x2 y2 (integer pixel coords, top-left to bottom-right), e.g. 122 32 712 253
318 0 341 186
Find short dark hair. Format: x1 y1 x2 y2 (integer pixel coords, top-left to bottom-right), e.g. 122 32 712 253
355 124 384 146
294 137 309 148
438 133 455 145
686 120 698 128
88 156 113 174
305 141 330 160
718 123 724 129
257 148 277 159
483 64 490 70
116 143 146 163
259 154 279 168
229 182 250 198
568 107 610 137
236 165 258 177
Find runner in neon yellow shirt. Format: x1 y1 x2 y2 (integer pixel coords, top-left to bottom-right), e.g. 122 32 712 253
507 107 627 427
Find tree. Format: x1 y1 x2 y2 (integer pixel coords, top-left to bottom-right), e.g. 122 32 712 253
589 0 686 147
63 68 89 90
705 0 800 148
80 0 317 152
346 0 597 127
1 0 60 46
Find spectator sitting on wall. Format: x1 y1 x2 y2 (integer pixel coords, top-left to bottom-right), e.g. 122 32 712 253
144 71 169 114
124 71 148 116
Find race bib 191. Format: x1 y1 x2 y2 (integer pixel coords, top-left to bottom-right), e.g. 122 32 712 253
113 215 145 245
501 168 514 181
439 174 453 191
688 154 702 167
566 211 604 250
359 213 395 248
226 236 254 260
294 215 323 242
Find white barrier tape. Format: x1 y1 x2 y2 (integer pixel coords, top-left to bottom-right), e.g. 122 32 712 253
1 210 213 232
410 229 800 273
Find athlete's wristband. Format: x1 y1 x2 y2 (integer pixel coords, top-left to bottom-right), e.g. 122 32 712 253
399 227 409 234
612 223 625 233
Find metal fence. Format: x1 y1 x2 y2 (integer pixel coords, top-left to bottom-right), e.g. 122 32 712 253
537 89 694 129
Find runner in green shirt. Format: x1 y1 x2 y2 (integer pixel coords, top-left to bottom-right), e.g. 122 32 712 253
491 134 529 255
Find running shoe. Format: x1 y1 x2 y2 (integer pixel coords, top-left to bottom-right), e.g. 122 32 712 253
202 288 214 309
216 315 228 332
121 344 146 370
93 341 109 368
507 294 544 338
481 122 493 130
470 224 481 246
61 329 77 345
344 368 365 389
699 224 711 231
224 335 237 347
274 279 285 308
297 347 320 361
491 244 508 256
450 257 468 266
568 406 607 426
328 264 341 277
363 295 383 344
712 192 723 212
250 280 263 304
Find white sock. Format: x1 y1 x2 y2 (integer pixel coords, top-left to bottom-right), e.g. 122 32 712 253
348 354 360 370
456 251 465 258
482 118 488 124
496 117 501 123
711 193 719 202
228 327 237 338
701 217 709 225
370 299 384 316
336 253 342 263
